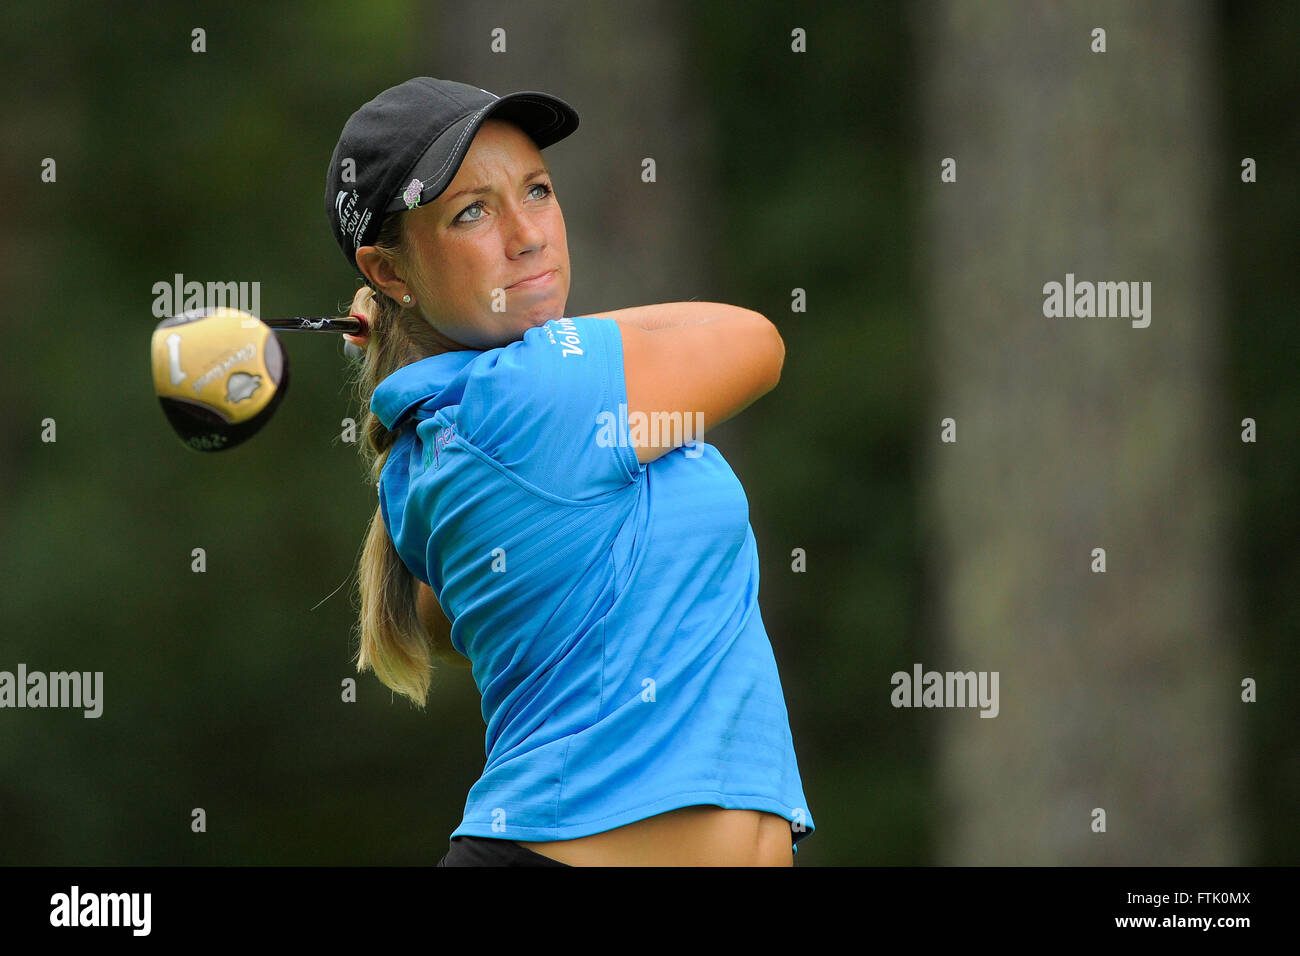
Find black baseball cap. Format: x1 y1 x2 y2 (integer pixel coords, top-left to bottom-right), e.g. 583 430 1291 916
325 77 579 274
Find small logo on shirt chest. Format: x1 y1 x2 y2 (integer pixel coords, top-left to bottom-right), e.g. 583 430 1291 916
420 424 457 472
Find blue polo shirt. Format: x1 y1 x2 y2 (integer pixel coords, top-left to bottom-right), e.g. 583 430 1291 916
372 315 814 854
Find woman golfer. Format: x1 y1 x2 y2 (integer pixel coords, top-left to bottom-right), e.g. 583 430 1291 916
326 77 814 866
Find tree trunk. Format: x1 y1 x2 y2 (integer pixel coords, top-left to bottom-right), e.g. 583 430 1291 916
913 0 1242 863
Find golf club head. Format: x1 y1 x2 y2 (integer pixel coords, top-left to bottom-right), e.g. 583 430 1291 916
150 307 288 452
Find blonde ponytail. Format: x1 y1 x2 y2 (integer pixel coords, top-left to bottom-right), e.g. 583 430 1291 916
346 212 456 709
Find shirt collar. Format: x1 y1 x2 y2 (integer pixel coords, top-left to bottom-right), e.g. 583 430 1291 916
370 350 481 430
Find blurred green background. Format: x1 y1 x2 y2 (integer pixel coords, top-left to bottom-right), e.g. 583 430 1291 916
0 0 1294 865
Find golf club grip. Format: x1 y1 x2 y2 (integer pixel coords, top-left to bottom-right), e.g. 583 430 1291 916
263 316 366 333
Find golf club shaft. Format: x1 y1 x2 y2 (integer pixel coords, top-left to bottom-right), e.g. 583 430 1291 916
264 316 365 333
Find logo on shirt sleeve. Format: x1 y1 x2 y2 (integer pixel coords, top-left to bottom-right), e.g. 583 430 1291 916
544 317 584 357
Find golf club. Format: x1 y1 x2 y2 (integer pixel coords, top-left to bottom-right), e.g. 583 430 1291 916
150 306 366 453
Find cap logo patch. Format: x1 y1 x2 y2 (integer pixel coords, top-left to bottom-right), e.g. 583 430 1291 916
337 188 373 250
403 179 424 210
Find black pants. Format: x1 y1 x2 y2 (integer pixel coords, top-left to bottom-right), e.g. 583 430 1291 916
436 835 571 867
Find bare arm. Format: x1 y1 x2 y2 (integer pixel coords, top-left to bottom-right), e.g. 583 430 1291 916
592 300 755 332
590 303 785 464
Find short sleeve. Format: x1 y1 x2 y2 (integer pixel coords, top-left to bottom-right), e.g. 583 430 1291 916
456 315 645 500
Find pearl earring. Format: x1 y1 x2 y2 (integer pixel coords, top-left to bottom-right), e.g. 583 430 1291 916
402 294 412 304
